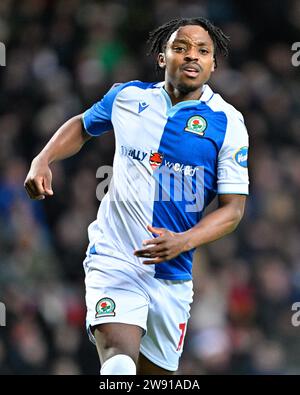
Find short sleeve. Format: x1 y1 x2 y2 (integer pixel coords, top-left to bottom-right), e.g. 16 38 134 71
82 83 124 137
217 113 249 195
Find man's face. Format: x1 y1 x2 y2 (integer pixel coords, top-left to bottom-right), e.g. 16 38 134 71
158 25 215 94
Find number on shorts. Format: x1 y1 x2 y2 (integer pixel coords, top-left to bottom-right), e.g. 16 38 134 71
176 322 186 351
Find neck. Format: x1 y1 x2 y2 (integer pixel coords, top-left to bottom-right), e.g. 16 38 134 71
164 82 204 105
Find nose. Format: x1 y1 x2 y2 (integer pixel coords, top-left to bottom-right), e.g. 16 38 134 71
184 46 199 61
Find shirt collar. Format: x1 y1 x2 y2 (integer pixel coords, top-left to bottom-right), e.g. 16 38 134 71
199 84 214 103
155 82 214 103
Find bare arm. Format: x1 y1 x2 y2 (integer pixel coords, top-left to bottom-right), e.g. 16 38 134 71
180 194 246 251
24 114 92 200
134 194 247 264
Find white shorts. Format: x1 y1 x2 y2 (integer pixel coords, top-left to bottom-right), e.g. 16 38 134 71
83 253 193 371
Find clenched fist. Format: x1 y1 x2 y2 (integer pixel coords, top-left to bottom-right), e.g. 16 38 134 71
24 157 54 200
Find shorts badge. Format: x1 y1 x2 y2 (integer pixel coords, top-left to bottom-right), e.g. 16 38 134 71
95 297 116 318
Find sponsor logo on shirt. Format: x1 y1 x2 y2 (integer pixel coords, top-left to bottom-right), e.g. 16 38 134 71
138 101 150 114
120 146 147 161
164 160 200 177
120 145 200 176
234 146 248 168
149 152 164 170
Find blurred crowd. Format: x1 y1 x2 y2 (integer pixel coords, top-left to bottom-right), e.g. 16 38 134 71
0 0 300 374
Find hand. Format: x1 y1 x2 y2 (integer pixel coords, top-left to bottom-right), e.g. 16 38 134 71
24 156 54 200
134 224 188 264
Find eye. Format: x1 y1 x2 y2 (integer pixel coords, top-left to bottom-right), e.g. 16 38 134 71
174 46 186 53
199 49 209 54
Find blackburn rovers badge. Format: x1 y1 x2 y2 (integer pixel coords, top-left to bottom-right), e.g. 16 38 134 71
95 297 116 318
184 115 207 136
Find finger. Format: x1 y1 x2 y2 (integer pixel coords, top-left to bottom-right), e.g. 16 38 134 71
143 257 166 265
137 251 168 259
25 183 45 200
134 245 166 257
136 252 154 258
26 182 45 199
134 250 152 258
26 177 46 196
147 224 165 236
42 177 53 196
135 245 169 258
24 183 34 198
142 238 161 246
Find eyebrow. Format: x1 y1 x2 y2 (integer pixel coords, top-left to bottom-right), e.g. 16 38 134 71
172 38 210 46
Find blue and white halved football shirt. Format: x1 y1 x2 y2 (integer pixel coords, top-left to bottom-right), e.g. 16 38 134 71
82 81 249 280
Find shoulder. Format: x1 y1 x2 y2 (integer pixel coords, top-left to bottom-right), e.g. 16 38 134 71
206 89 245 127
203 86 248 149
108 80 161 96
102 80 160 108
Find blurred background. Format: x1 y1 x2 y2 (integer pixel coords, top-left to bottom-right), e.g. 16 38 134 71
0 0 300 375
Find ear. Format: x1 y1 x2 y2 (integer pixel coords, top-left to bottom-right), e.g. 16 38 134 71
211 56 216 72
157 52 166 69
211 55 218 72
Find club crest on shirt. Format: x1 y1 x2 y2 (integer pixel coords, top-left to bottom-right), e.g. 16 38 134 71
149 152 164 170
184 115 207 136
95 297 116 318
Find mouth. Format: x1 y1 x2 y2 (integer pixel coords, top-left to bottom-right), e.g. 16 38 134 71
181 64 201 78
